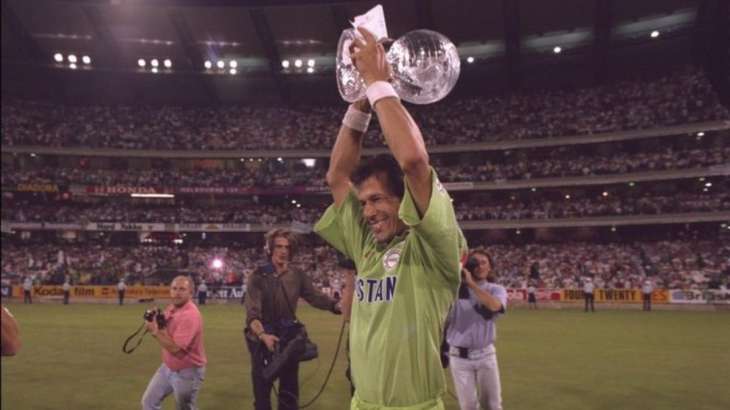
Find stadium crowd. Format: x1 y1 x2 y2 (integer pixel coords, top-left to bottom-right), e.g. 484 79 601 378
476 240 728 291
454 192 729 221
2 67 727 150
435 146 729 182
2 240 727 292
0 243 341 291
1 200 324 224
3 145 728 189
3 190 726 224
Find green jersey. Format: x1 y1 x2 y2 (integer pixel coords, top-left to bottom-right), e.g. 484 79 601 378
315 168 465 409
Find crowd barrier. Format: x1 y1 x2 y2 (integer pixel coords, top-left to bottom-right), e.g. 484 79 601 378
3 285 728 304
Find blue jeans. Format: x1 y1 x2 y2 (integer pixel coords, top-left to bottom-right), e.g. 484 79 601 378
141 364 205 410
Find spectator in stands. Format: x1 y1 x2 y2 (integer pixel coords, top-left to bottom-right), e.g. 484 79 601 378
2 66 727 150
2 239 727 293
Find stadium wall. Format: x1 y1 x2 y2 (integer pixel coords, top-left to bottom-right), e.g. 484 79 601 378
3 285 728 308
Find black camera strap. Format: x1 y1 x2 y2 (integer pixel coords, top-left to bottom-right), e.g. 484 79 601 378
122 322 149 354
274 273 302 325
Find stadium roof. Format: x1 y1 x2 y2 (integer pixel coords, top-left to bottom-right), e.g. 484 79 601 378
1 0 725 103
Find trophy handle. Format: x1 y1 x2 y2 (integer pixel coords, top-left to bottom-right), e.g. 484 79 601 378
336 29 367 103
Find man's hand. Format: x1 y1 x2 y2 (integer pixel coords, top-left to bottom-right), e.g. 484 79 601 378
260 333 280 352
351 26 391 86
462 268 477 288
145 318 159 336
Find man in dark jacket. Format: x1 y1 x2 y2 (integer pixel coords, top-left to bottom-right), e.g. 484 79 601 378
244 228 341 410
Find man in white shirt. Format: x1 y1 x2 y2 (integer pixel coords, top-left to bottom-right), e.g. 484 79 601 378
117 278 127 306
445 250 507 410
583 278 595 312
23 277 33 304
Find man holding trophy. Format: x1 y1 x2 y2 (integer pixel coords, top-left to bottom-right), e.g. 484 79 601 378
316 9 464 408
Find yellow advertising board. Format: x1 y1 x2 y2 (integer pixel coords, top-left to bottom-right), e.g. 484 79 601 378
14 285 170 299
561 289 668 304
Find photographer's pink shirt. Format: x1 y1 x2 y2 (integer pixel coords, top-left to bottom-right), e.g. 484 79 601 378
162 301 207 370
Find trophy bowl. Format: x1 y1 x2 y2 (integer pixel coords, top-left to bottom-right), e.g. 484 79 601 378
387 29 461 105
335 28 461 105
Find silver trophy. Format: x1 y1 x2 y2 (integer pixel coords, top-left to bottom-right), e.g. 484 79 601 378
336 28 461 105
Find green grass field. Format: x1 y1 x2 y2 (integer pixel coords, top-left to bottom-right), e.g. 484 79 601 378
1 303 728 410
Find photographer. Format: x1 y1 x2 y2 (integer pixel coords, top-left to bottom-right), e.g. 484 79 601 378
141 276 207 410
445 250 507 410
244 228 341 410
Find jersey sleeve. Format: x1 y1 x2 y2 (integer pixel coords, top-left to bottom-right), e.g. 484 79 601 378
314 190 368 267
399 168 464 288
491 285 508 314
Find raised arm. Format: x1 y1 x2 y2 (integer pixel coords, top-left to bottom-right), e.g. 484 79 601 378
326 99 371 206
1 306 21 356
352 27 432 215
373 98 431 214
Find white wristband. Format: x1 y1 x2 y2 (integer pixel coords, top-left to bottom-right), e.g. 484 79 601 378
342 104 372 133
366 81 399 107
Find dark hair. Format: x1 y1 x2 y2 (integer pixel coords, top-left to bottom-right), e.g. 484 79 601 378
337 257 356 270
350 155 405 199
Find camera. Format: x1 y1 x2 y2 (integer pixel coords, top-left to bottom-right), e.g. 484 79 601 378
464 256 479 275
261 322 318 383
143 308 167 329
459 256 480 299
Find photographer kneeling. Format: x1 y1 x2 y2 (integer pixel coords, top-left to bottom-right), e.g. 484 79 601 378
445 250 507 410
244 229 341 410
141 276 207 410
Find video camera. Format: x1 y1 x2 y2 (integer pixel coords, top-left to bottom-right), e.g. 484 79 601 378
464 256 479 275
143 308 167 330
459 256 479 299
261 322 318 383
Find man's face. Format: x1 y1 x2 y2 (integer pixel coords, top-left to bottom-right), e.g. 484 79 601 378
356 175 404 244
170 277 192 307
472 253 494 281
271 237 291 269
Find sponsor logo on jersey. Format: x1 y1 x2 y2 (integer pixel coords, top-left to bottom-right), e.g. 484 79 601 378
382 246 402 272
355 276 397 304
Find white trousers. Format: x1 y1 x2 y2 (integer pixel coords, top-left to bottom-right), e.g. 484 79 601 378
449 345 502 410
